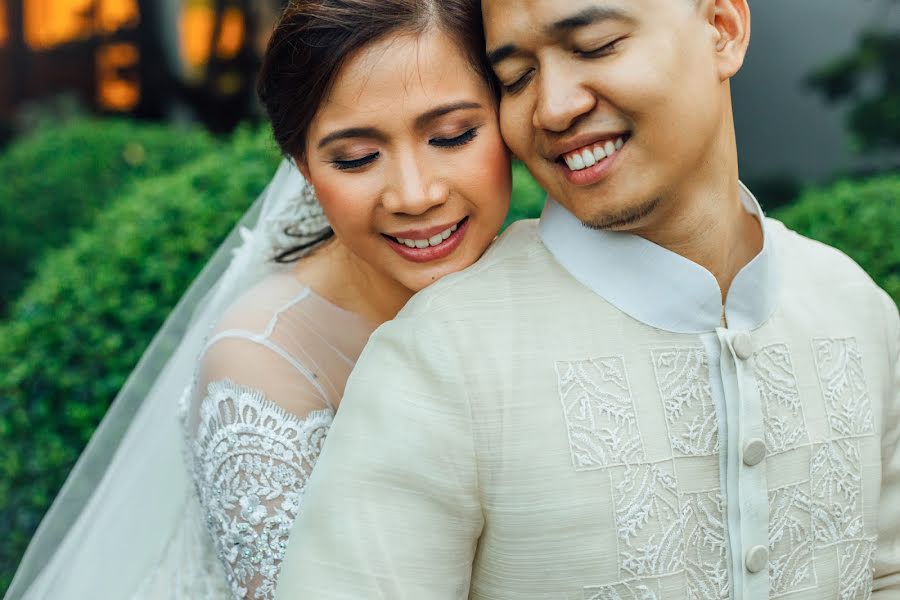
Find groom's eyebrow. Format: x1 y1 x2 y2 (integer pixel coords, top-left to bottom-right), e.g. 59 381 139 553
488 6 635 67
546 6 635 35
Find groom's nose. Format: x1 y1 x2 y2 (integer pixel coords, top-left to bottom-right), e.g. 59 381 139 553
533 65 596 133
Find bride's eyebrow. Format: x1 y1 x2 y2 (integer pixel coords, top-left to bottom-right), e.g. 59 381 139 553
317 127 387 149
414 101 483 130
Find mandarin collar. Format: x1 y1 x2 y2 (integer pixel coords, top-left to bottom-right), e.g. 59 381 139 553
538 182 778 334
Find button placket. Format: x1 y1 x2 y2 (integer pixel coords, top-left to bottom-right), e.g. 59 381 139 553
717 328 770 597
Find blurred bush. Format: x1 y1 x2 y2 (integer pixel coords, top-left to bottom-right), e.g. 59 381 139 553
504 161 547 228
775 174 899 305
0 126 280 592
0 120 219 315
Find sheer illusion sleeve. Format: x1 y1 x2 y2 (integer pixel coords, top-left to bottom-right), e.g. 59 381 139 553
874 291 900 596
188 336 334 600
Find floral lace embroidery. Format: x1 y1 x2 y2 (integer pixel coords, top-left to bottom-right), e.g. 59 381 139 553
839 538 877 600
652 348 718 457
681 491 729 600
189 380 334 600
753 344 810 454
813 338 874 437
612 463 684 579
768 483 816 596
811 439 864 545
584 581 660 600
556 357 643 470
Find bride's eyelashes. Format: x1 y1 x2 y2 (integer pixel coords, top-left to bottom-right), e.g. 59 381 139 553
329 127 481 171
430 127 479 148
332 153 379 171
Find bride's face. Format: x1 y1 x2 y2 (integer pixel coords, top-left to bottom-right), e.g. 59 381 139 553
300 28 511 293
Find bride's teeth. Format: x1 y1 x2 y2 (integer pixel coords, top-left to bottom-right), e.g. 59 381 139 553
593 145 607 162
404 239 416 248
581 149 596 167
429 234 444 247
441 228 452 240
615 137 624 150
414 239 429 249
604 141 616 156
451 224 458 233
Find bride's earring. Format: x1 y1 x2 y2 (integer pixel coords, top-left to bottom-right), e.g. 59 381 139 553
293 184 330 237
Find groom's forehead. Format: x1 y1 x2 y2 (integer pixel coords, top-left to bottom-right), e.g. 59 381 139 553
483 0 639 44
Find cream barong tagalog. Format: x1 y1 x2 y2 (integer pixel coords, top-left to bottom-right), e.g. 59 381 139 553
276 186 900 599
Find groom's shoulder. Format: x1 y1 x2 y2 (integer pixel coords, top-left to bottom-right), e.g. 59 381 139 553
768 216 895 316
397 218 558 320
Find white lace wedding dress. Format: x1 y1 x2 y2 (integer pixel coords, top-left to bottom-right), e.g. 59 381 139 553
178 269 374 599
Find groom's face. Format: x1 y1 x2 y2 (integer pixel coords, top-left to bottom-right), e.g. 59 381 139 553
484 0 733 231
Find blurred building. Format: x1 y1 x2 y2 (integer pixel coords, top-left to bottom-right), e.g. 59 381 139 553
734 0 899 185
1 1 897 184
0 0 274 132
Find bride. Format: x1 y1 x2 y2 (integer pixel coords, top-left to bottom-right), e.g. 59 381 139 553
5 1 511 598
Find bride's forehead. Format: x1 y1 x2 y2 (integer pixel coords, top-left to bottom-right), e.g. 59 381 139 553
316 32 484 117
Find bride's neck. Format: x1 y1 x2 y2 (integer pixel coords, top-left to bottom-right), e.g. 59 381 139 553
293 237 413 326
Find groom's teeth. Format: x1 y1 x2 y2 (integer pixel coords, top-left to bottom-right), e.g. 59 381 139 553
563 136 626 172
581 149 596 167
395 223 462 249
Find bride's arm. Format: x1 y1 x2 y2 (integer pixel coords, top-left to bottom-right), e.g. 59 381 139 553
275 317 483 598
189 336 333 600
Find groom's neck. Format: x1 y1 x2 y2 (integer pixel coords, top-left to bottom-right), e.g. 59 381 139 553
632 170 763 304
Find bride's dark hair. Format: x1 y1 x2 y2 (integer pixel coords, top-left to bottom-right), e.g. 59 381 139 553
257 0 498 262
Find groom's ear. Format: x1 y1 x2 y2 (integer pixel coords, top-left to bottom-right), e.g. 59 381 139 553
703 0 751 81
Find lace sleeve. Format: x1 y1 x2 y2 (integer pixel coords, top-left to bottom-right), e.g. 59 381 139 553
189 379 334 600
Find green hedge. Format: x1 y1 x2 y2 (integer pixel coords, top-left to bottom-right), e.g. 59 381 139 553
0 120 219 315
774 174 899 306
0 126 280 592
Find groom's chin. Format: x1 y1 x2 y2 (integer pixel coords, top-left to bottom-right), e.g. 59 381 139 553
579 196 663 232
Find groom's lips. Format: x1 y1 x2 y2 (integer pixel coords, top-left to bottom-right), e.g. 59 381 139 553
551 132 630 187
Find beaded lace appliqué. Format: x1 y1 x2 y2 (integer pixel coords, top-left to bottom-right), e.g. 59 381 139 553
189 380 333 600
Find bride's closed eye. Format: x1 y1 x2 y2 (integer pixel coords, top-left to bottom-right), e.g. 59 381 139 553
430 127 480 148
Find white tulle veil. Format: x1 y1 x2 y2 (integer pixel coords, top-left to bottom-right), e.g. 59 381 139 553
4 158 328 599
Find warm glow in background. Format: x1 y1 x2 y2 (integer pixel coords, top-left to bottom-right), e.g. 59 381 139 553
0 3 8 46
2 0 248 112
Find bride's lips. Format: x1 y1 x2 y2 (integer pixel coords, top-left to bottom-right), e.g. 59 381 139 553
384 218 469 263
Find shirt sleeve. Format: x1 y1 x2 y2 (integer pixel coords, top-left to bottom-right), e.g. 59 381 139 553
874 292 900 596
275 317 484 599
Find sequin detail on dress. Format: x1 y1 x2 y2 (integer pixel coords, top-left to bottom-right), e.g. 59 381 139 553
189 380 333 600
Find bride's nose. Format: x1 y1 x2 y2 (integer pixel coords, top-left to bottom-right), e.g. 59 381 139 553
382 153 450 215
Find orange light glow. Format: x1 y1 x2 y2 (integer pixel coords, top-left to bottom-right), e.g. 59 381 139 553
97 42 140 111
0 2 8 46
98 0 139 33
24 0 140 50
25 0 94 49
180 6 245 68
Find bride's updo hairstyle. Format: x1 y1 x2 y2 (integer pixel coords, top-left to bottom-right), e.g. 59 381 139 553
257 0 498 161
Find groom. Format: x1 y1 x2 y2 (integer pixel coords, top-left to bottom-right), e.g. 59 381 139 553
277 0 900 597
